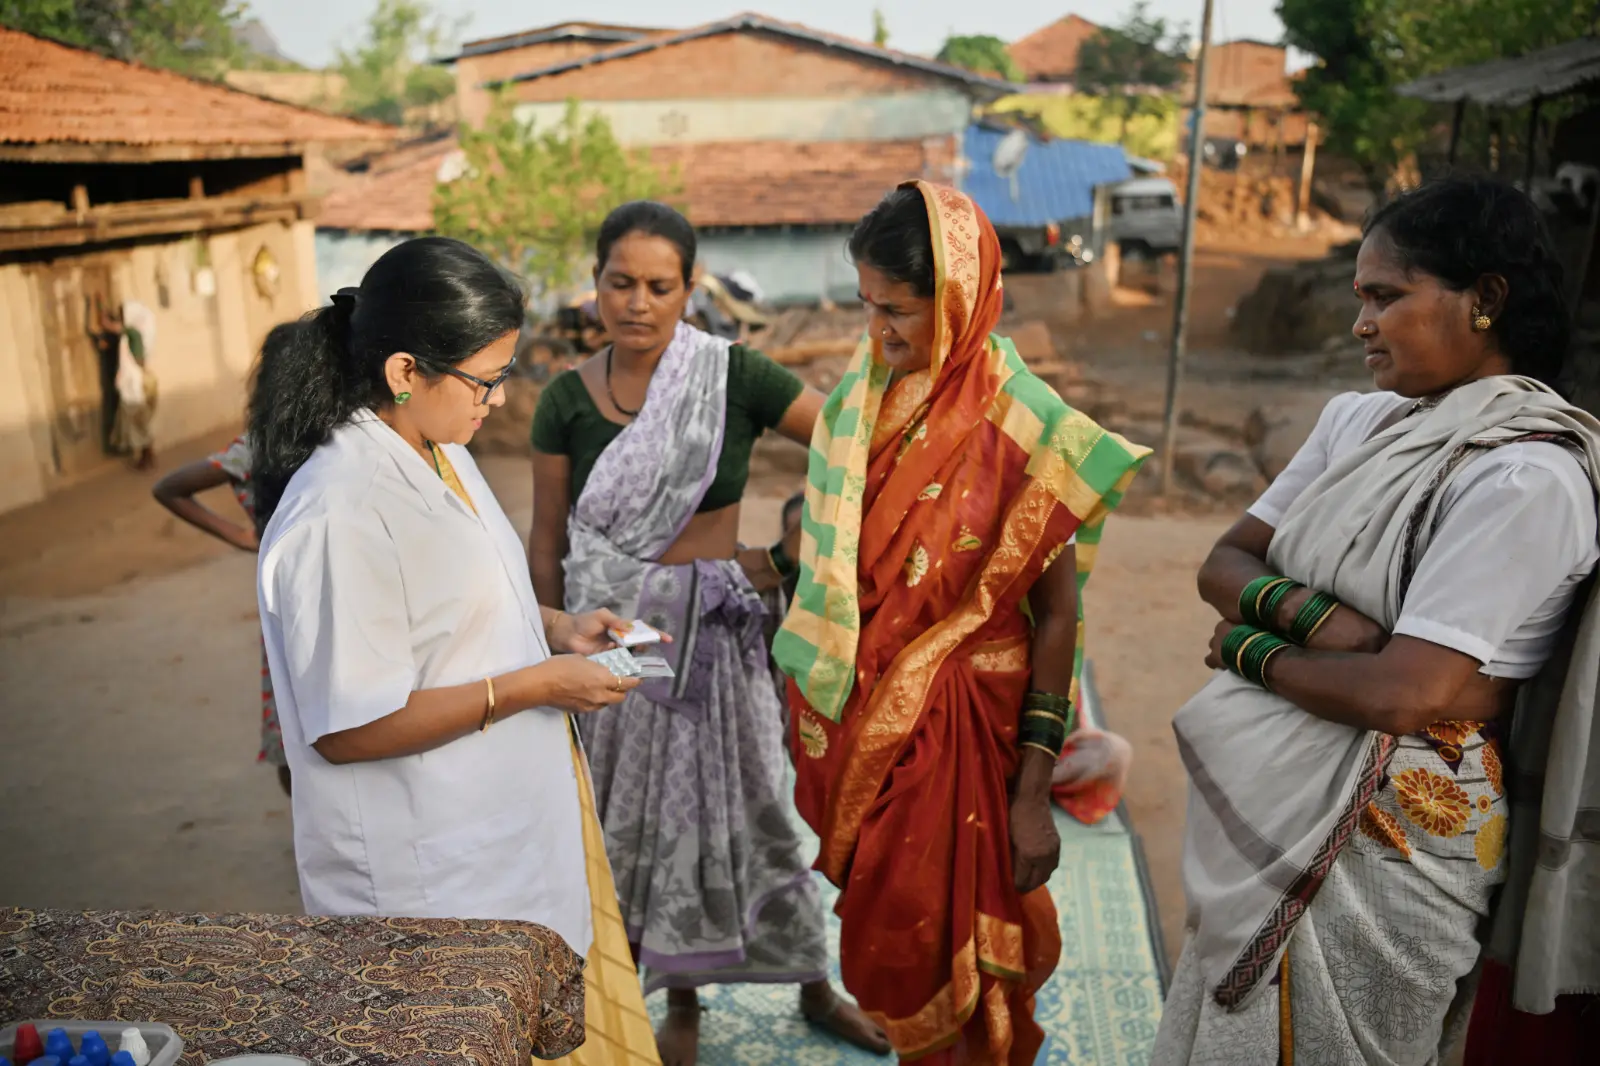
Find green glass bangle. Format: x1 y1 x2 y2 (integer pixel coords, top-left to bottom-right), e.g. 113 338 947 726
1223 624 1292 688
1289 591 1340 645
1023 690 1077 735
1241 576 1301 629
1018 713 1067 759
768 539 798 579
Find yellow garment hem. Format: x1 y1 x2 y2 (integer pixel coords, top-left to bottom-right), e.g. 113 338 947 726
545 726 661 1065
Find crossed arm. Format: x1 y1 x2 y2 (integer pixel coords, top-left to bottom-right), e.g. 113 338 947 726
1197 514 1510 736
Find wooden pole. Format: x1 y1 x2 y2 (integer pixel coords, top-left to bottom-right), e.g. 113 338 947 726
1524 96 1544 187
1296 121 1319 230
1448 99 1466 166
1159 0 1216 497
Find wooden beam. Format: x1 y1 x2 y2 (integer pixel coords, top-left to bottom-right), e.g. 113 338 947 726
1296 121 1320 229
0 142 310 164
0 191 316 253
188 175 205 199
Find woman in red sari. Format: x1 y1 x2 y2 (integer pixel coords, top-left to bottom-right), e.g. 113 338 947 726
773 182 1148 1062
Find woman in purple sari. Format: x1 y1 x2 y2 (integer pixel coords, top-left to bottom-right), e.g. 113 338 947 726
529 202 890 1065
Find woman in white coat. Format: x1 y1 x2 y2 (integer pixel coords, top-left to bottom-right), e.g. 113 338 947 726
251 237 661 1063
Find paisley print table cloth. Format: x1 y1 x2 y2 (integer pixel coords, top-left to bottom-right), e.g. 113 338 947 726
0 908 585 1063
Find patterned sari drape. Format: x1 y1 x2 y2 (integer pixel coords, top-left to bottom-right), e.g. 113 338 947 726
774 181 1148 1062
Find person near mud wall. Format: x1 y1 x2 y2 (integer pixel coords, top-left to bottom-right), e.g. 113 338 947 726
528 201 889 1066
245 236 663 1064
773 181 1149 1064
1155 177 1600 1066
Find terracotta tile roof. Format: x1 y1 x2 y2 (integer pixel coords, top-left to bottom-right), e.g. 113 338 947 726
497 12 1015 95
317 136 953 232
1009 15 1102 83
0 27 393 152
318 137 457 231
657 138 951 227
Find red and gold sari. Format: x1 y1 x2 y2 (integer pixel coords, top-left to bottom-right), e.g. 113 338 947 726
773 182 1148 1062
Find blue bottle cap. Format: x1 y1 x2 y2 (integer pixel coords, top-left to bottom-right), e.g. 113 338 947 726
33 1059 60 1066
68 1057 90 1066
78 1036 102 1049
110 1054 135 1066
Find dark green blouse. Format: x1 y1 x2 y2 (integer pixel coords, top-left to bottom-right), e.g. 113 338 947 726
530 344 805 513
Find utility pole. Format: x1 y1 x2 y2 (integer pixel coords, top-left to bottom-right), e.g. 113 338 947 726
1159 0 1216 496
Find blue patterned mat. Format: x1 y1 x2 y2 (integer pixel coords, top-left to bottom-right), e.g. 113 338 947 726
645 667 1166 1064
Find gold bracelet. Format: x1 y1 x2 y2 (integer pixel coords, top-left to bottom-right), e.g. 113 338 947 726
479 676 497 732
1020 741 1063 760
1023 708 1068 724
1302 602 1339 643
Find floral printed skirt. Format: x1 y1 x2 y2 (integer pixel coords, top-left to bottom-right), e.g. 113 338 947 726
1155 721 1508 1066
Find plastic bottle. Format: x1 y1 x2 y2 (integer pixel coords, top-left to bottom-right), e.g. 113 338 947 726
42 1031 72 1064
67 1056 89 1066
77 1035 108 1066
109 1053 136 1066
31 1058 60 1066
12 1024 43 1066
114 1032 148 1066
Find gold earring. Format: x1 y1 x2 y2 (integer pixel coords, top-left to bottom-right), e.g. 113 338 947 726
1472 306 1492 332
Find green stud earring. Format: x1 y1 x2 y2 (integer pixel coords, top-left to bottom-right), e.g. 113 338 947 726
394 392 411 405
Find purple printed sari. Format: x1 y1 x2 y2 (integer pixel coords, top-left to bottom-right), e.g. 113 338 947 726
562 322 827 991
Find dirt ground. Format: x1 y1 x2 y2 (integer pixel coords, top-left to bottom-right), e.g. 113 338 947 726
0 233 1350 969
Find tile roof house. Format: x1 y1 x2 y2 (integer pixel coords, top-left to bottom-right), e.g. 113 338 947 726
318 12 1010 304
1008 14 1103 86
0 27 394 514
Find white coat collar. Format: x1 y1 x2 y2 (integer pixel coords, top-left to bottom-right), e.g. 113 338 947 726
344 408 477 521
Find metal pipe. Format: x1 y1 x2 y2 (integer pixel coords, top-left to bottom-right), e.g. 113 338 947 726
1159 0 1216 497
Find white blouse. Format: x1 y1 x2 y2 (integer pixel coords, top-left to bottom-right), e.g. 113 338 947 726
258 409 590 951
1250 390 1598 679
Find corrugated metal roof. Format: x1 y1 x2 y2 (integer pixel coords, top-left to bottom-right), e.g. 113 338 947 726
963 126 1130 226
493 12 1017 97
1396 37 1600 107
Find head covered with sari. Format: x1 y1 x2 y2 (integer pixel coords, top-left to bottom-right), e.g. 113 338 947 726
774 181 1147 1061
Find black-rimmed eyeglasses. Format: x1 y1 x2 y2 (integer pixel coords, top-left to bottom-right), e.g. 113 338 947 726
423 357 517 404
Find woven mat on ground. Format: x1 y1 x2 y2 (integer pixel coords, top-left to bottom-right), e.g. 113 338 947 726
0 908 585 1064
646 663 1168 1064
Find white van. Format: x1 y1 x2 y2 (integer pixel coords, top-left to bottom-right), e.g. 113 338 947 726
1110 177 1184 255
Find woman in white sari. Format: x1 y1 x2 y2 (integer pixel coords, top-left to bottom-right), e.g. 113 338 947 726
1154 178 1600 1065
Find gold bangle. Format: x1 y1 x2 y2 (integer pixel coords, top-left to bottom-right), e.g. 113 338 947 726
1023 708 1068 724
1021 741 1063 760
479 676 497 732
1253 577 1292 626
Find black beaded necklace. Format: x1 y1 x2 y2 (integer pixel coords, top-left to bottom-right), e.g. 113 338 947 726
604 346 641 418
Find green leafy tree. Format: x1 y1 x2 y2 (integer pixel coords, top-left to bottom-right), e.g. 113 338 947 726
1075 2 1188 141
1280 0 1596 184
1 0 245 76
935 35 1023 82
872 8 889 48
433 97 679 296
334 0 458 126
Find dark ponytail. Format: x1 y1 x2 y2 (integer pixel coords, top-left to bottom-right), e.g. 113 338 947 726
248 236 524 528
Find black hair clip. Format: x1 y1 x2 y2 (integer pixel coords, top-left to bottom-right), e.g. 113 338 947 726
329 287 360 312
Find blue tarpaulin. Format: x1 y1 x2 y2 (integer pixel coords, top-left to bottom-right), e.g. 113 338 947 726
963 125 1131 227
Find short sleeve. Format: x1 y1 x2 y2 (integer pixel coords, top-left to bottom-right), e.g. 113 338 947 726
731 345 805 430
531 373 578 455
1394 452 1596 670
1247 393 1358 528
209 437 252 482
263 515 417 743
